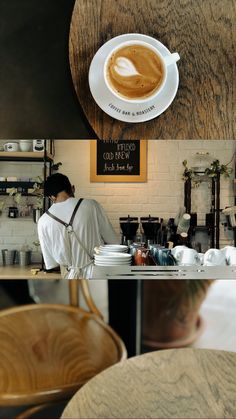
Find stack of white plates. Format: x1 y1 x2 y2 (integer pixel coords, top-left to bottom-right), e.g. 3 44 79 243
96 244 129 254
94 252 132 266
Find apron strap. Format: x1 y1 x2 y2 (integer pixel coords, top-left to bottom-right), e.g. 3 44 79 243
69 198 83 227
46 198 83 228
45 198 93 273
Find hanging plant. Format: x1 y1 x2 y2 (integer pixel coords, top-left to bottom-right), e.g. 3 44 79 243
182 160 201 188
204 159 232 178
182 160 195 180
51 161 62 171
8 188 22 205
32 176 44 209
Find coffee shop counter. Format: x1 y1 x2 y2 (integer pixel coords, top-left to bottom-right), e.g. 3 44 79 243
0 265 61 280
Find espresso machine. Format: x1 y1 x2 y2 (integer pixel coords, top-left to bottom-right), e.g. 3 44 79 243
119 216 139 245
140 215 161 245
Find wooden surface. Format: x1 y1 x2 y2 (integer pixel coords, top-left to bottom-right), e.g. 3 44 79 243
69 0 235 140
0 304 126 406
0 265 61 280
62 348 236 418
0 152 53 160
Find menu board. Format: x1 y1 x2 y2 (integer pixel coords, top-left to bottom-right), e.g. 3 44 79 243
90 140 147 182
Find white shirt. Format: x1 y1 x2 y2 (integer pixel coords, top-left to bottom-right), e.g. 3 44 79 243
37 197 119 279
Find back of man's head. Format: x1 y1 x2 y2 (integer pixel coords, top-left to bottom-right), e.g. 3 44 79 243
44 173 73 197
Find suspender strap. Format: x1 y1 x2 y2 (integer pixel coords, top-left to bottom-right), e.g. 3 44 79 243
46 198 83 228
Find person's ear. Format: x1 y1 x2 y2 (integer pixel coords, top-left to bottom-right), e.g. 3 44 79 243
72 185 75 194
50 195 57 203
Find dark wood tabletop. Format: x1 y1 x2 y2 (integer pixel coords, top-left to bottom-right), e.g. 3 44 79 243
61 348 236 418
69 0 235 140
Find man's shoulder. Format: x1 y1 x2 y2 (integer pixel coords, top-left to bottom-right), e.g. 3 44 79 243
37 211 47 225
81 198 99 208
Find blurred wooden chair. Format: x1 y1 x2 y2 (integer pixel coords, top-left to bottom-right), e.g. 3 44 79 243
0 280 127 418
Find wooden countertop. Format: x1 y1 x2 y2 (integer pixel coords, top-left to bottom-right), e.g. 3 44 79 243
0 265 61 280
69 0 235 140
61 348 236 418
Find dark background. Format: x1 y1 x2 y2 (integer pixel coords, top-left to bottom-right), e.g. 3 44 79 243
0 0 138 358
0 0 96 139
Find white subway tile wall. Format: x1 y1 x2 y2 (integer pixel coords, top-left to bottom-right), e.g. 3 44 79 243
54 140 235 247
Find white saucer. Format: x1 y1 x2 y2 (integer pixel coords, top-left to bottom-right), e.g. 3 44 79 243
88 33 179 123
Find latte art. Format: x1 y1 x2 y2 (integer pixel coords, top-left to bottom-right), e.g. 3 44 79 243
114 57 140 76
106 44 165 100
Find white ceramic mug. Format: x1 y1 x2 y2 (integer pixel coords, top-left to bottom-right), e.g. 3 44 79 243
171 245 188 261
175 248 200 266
104 39 180 103
4 142 19 152
221 246 236 265
203 249 226 266
19 140 32 152
227 249 236 266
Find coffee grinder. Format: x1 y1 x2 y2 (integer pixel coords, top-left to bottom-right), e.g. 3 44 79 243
119 216 139 245
140 215 161 246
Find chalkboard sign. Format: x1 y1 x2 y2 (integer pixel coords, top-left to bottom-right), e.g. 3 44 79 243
90 140 147 182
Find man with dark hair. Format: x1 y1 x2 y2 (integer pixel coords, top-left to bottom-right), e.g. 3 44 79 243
37 173 118 279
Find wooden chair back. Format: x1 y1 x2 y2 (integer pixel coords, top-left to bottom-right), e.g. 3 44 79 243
0 279 127 410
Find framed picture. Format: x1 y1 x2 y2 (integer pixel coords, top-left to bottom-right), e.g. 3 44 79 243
90 140 147 182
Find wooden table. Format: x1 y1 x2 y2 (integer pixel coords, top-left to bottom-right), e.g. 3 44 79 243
69 0 235 140
0 265 61 280
61 348 236 418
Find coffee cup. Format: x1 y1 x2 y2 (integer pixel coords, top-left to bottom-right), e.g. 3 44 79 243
171 245 188 261
227 249 236 266
19 140 32 152
153 248 176 266
104 40 180 103
221 246 236 265
133 247 150 266
203 249 226 266
173 247 200 266
4 142 19 152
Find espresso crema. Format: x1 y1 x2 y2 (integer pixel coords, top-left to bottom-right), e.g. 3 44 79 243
106 44 165 100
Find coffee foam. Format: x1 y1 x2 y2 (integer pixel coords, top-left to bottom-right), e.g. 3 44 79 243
106 44 164 100
114 57 140 76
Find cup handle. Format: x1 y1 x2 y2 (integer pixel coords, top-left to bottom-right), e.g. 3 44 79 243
94 246 100 255
207 252 213 262
176 250 183 261
164 52 180 67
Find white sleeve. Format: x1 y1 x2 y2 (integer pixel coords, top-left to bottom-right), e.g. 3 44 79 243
95 201 119 244
37 218 59 269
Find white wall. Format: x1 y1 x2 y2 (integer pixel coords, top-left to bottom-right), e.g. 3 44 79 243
54 139 236 247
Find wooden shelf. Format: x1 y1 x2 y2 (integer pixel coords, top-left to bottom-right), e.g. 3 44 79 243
0 151 54 162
